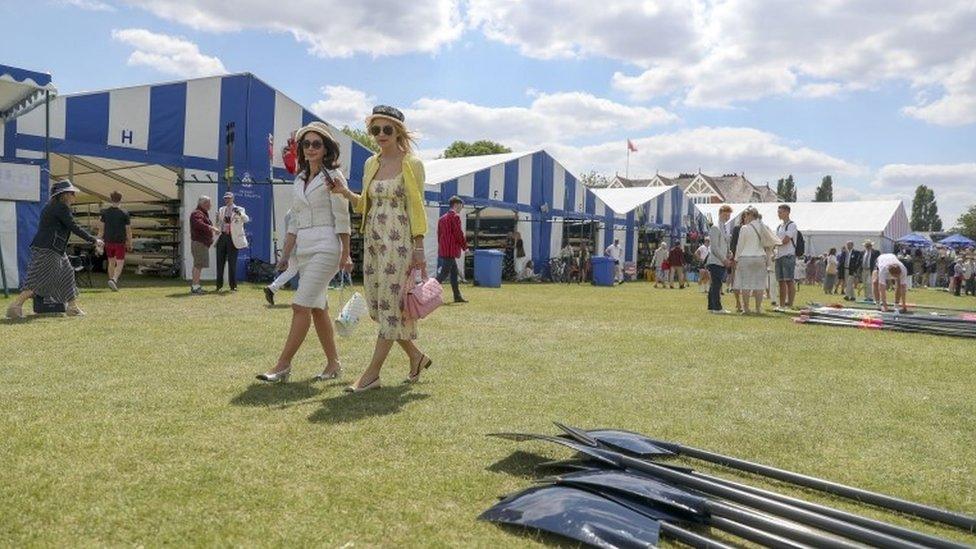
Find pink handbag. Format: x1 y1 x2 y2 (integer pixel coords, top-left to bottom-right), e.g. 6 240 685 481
404 267 443 319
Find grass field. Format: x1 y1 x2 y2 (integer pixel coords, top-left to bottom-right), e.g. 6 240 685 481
2 276 975 547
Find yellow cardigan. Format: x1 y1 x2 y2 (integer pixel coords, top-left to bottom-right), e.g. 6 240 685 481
356 153 428 237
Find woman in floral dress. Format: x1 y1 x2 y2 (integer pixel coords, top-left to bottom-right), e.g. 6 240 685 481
331 105 433 392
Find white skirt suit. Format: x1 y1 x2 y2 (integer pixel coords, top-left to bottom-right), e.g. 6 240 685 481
288 170 351 310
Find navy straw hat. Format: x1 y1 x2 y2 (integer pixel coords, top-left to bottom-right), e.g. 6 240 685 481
365 105 405 126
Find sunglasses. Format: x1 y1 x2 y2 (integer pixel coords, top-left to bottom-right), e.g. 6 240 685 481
301 139 324 150
369 125 395 136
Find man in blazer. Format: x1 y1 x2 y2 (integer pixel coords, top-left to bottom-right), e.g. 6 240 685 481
215 191 250 292
706 205 733 312
837 240 861 301
436 195 467 303
860 239 880 301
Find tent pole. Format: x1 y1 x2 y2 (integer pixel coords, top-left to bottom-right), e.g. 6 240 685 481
44 90 50 162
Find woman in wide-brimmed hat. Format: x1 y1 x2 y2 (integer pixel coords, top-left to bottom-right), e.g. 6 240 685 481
256 121 351 383
6 180 103 319
329 105 433 392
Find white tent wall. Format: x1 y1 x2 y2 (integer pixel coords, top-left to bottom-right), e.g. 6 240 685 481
517 214 534 270
180 172 218 280
424 205 439 275
696 201 910 255
550 217 564 258
0 201 18 287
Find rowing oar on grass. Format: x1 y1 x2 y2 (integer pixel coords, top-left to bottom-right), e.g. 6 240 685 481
547 469 849 549
551 425 970 549
490 432 929 548
480 483 736 549
550 424 976 533
795 309 976 338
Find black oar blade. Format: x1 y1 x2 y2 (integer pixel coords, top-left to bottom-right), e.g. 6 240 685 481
553 470 708 520
479 484 667 548
535 459 606 474
553 421 599 446
583 428 677 457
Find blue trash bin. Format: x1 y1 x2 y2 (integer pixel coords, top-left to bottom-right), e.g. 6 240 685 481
473 249 504 288
591 256 615 286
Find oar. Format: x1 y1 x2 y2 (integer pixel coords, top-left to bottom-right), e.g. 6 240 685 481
490 432 925 548
552 470 840 549
547 426 976 532
480 483 735 549
555 426 972 548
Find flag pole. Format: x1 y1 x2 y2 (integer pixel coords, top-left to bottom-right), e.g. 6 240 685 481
626 146 630 179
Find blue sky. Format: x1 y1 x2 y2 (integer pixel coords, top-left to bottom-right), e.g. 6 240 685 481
3 0 975 224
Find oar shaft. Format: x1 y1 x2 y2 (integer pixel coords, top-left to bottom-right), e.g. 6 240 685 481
660 522 736 549
709 502 854 549
618 455 925 548
698 471 970 549
676 445 976 532
708 516 811 549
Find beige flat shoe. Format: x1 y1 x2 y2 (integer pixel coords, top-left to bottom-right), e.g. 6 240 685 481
345 376 381 393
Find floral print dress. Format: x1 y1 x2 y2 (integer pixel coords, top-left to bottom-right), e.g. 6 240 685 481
363 175 417 340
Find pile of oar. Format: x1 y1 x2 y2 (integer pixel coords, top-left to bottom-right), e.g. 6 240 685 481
481 423 975 548
790 306 976 338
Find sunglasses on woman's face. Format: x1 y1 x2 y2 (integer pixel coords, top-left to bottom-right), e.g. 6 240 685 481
369 125 394 136
301 139 324 150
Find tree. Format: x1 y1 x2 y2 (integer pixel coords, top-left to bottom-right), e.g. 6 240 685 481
814 175 833 202
578 170 611 188
442 140 511 158
341 126 379 153
952 204 976 240
910 185 943 232
776 174 797 202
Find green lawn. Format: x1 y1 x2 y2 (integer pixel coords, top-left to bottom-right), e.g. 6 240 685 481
2 277 975 547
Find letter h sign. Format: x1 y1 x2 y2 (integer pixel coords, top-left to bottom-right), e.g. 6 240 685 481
121 129 133 145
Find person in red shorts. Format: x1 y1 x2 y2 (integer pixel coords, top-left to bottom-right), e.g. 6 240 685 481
98 191 132 291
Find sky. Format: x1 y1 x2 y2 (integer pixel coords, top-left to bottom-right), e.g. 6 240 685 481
2 0 975 225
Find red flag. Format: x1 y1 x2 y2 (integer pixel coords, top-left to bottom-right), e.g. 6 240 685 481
627 139 638 153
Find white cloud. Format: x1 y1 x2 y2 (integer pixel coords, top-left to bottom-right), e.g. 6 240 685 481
307 86 677 146
871 163 976 226
545 127 863 185
62 0 115 11
122 0 463 57
112 28 227 78
309 86 375 129
470 0 976 122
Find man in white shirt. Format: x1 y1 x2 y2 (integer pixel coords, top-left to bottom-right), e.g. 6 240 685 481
775 204 798 308
873 253 909 312
605 239 624 283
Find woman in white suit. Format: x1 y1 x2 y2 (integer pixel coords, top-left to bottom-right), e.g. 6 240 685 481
257 122 352 382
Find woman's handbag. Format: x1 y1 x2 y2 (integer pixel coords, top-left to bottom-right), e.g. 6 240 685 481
404 267 443 320
334 281 368 337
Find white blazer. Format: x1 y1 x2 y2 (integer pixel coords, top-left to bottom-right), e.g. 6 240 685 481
217 205 250 249
289 170 351 256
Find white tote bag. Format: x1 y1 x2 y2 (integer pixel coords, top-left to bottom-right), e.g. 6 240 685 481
334 284 368 337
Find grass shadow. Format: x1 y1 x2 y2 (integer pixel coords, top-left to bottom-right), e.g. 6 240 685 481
486 450 553 479
265 304 291 309
307 385 429 424
230 379 322 407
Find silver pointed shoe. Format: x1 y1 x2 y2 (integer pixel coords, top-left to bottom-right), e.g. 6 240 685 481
256 366 291 383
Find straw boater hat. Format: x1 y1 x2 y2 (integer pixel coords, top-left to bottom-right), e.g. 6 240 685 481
365 105 405 126
863 239 874 247
294 121 339 148
50 180 80 198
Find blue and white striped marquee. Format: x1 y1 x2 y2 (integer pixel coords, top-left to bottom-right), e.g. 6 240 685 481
2 72 375 281
423 151 639 271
